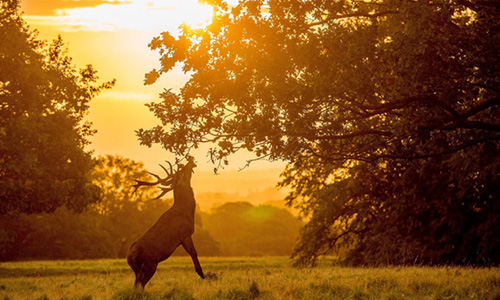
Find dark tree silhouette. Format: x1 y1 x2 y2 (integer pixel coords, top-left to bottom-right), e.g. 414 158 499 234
0 0 115 214
137 0 500 266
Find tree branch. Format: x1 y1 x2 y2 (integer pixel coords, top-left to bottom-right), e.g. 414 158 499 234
460 120 500 132
383 135 500 160
456 0 500 12
310 129 392 141
462 97 500 119
308 10 399 27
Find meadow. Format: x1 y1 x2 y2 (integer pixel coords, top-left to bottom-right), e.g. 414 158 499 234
0 257 499 300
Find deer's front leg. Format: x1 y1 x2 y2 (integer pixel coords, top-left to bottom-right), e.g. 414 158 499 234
181 236 205 279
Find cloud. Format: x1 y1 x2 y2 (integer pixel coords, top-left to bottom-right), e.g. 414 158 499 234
22 0 212 33
22 0 130 16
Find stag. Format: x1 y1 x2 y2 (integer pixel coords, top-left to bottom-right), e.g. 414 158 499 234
127 159 205 289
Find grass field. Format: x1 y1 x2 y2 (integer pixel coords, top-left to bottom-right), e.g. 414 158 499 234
1 257 499 300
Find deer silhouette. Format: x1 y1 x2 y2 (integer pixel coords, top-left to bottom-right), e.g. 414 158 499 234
127 158 205 289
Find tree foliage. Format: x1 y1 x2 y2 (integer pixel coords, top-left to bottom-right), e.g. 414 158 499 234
139 0 500 265
91 155 158 215
0 155 221 260
0 0 115 214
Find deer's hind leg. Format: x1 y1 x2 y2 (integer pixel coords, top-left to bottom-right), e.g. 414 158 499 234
127 254 144 289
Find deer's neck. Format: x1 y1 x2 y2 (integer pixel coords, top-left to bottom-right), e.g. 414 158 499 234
172 183 196 214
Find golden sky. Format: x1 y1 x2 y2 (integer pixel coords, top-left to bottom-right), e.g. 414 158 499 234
20 0 285 201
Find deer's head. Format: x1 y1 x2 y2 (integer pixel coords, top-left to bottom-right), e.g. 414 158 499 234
176 157 196 184
132 158 196 199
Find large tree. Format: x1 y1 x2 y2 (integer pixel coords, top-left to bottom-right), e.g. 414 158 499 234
138 0 500 265
0 0 114 214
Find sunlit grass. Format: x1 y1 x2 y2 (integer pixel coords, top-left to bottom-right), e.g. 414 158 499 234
1 257 499 300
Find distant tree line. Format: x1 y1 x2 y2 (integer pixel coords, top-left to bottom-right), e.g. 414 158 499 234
203 201 302 256
0 155 301 261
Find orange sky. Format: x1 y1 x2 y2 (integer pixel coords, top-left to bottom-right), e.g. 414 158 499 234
19 0 286 205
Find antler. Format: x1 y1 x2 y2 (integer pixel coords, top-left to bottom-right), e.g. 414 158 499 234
132 161 175 199
159 161 173 177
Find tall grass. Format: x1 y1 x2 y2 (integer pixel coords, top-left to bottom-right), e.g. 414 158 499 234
1 257 499 300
